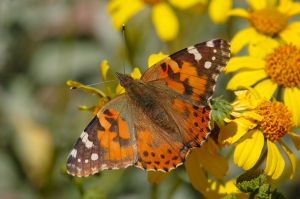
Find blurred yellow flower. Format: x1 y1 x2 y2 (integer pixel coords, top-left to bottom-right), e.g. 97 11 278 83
185 137 229 198
107 0 207 41
219 89 299 180
208 0 232 24
228 0 300 53
226 38 300 127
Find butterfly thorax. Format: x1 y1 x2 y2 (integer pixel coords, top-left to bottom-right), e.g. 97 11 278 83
116 72 180 135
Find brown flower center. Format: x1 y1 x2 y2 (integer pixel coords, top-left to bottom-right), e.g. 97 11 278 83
143 0 163 5
249 8 288 36
256 100 292 142
265 44 300 88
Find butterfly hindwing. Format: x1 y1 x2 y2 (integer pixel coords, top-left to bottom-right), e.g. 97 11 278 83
66 95 137 177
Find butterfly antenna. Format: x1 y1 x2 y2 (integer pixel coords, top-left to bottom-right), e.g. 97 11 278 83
122 24 126 75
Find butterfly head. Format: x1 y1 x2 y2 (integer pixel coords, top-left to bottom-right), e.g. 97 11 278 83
116 72 135 88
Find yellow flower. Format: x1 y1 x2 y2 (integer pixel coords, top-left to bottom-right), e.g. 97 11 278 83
228 0 300 53
226 38 300 127
208 0 232 24
219 89 299 180
66 59 142 114
107 0 206 41
184 137 229 198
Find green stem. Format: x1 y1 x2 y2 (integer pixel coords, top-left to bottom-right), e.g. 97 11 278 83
167 177 183 199
151 184 158 199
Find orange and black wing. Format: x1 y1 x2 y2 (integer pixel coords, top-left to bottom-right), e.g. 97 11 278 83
66 95 137 177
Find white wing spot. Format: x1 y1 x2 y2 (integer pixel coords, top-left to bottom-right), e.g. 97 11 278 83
206 40 214 47
187 46 202 62
91 153 99 161
85 159 89 163
204 61 212 69
212 56 216 60
77 158 81 163
80 131 93 148
70 149 77 158
213 49 217 53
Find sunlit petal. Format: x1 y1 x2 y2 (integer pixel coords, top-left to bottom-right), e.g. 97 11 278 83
231 27 257 54
228 8 250 18
224 56 265 73
279 27 300 46
254 79 277 100
219 118 258 144
130 67 142 79
148 52 168 67
247 0 267 10
107 0 144 28
248 37 279 59
278 0 300 16
152 3 179 41
170 0 207 9
234 129 264 170
265 140 285 179
100 60 110 80
209 0 233 23
284 87 300 127
226 69 267 90
279 141 296 179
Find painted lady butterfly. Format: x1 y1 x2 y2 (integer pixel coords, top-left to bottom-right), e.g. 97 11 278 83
67 39 230 177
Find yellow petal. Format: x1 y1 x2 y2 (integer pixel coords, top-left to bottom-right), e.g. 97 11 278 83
227 69 267 90
185 150 209 192
231 27 257 54
265 140 285 179
208 0 233 23
148 52 168 67
284 87 300 127
197 139 228 179
228 8 250 18
219 118 258 144
100 60 110 80
170 0 207 10
66 80 107 98
147 171 168 184
130 67 142 79
234 129 264 170
279 141 296 179
152 3 179 41
247 0 267 10
279 26 300 46
278 0 300 16
253 79 277 100
248 37 279 59
115 83 125 94
289 132 300 150
224 56 265 73
107 0 144 28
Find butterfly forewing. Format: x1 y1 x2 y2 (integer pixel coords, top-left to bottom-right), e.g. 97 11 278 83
142 39 230 105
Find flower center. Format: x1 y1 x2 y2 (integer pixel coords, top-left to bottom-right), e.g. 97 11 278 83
143 0 163 5
265 44 300 88
249 8 288 36
256 100 292 142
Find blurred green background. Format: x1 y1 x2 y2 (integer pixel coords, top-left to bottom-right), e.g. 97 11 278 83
1 0 300 198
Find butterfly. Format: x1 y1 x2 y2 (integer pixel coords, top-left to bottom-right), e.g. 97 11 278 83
66 39 230 177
